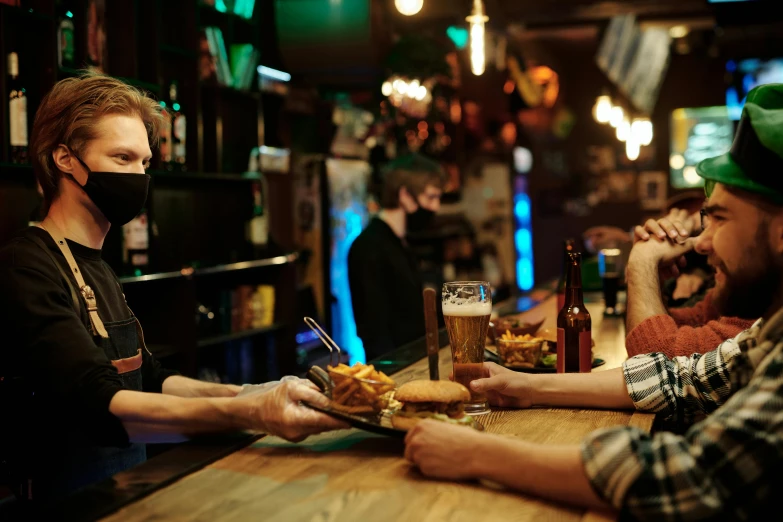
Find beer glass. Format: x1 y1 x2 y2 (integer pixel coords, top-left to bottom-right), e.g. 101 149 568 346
442 281 492 415
598 248 623 316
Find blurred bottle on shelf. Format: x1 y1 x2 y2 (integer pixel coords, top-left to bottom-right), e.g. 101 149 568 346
7 52 28 164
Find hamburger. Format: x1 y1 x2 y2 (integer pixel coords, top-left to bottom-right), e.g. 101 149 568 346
390 380 474 430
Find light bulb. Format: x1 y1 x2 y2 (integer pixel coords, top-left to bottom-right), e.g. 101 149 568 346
415 85 427 101
670 154 685 170
381 81 392 96
683 166 701 185
631 118 653 146
593 95 612 123
626 135 640 161
467 0 488 76
395 0 423 16
616 118 631 142
609 106 624 128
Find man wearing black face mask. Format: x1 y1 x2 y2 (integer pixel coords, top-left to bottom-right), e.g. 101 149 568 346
348 153 446 361
0 73 345 502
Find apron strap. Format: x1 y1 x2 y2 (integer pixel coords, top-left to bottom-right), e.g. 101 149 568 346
37 223 109 339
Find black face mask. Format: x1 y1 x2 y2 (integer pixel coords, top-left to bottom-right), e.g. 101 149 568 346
406 206 435 233
67 155 150 226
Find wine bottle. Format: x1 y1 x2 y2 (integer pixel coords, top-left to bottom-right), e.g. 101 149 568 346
169 82 187 171
122 208 150 275
159 98 173 169
556 251 592 373
247 179 268 256
556 237 575 313
7 52 28 164
57 3 75 68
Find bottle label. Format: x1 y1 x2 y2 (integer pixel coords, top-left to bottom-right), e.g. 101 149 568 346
556 327 592 373
123 213 149 250
160 110 172 162
173 114 186 160
9 96 28 146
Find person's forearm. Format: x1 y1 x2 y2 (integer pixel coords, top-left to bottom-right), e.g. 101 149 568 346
625 256 668 333
109 390 250 443
471 435 612 512
162 375 242 398
530 367 634 410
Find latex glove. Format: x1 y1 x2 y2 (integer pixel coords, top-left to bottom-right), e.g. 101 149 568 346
236 375 301 398
238 379 349 442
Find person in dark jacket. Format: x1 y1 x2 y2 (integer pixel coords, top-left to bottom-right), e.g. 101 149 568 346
348 153 446 361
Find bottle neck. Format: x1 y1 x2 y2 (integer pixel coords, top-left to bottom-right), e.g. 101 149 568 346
564 259 584 305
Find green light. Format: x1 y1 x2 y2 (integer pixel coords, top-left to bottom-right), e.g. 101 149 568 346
215 0 228 13
447 26 468 50
134 269 143 277
172 103 181 111
159 101 167 108
66 10 73 18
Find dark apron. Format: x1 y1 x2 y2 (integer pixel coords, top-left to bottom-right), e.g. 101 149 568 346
10 228 148 501
45 317 148 497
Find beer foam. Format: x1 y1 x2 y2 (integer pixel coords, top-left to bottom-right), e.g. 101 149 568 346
442 301 492 316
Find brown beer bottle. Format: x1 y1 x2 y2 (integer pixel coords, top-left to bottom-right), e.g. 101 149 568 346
556 238 576 314
556 251 592 373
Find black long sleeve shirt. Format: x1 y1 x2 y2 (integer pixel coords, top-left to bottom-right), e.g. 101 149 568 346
0 227 177 450
348 218 426 361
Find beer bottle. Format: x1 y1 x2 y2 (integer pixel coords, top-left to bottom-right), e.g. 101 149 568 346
557 251 592 373
556 238 576 313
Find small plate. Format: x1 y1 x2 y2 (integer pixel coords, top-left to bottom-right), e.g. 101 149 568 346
302 400 486 437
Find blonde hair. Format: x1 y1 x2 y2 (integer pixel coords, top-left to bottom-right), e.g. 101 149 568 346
30 72 163 211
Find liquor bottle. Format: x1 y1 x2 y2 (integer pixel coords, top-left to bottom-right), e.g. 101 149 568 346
247 180 268 255
556 238 575 313
7 52 28 164
169 82 187 171
159 98 173 169
557 251 592 373
122 208 150 275
57 3 75 68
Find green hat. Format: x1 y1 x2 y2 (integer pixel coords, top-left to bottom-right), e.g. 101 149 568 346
381 152 443 176
697 83 783 203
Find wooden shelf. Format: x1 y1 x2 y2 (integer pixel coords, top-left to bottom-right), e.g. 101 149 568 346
118 251 300 284
197 323 284 348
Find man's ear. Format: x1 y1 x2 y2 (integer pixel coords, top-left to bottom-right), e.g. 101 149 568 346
52 144 76 176
398 186 416 212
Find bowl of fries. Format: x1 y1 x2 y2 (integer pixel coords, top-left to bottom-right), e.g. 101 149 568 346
496 332 544 368
327 363 396 415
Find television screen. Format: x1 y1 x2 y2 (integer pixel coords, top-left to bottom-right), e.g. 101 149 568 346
670 106 734 189
726 58 783 120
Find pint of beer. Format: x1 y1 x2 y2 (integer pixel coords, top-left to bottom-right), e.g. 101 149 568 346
442 281 492 415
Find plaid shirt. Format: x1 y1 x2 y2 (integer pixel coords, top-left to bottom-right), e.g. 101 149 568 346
581 311 783 521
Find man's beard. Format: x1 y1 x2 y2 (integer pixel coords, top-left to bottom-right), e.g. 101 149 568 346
711 227 781 319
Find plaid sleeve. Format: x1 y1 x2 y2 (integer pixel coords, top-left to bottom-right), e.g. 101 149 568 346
581 342 783 520
621 332 744 424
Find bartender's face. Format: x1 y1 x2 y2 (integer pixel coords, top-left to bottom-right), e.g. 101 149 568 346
416 185 443 213
695 183 783 318
73 114 153 178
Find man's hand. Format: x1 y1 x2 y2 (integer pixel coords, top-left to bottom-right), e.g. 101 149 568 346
634 208 699 244
240 380 349 442
672 271 708 301
628 235 696 280
468 362 534 409
404 420 487 480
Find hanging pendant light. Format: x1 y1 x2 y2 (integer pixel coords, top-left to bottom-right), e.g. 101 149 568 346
395 0 423 16
467 0 488 76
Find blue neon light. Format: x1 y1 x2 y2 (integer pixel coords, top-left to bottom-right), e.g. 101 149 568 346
330 203 367 364
513 188 534 292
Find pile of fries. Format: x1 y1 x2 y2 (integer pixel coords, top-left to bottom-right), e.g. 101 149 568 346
327 363 396 415
496 332 545 368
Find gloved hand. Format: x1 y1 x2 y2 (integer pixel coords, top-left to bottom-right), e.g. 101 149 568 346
236 375 301 398
236 378 349 442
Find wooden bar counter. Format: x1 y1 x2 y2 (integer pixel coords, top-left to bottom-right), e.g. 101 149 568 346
93 291 651 522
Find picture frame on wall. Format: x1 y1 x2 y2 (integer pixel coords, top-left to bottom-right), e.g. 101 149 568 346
638 171 668 211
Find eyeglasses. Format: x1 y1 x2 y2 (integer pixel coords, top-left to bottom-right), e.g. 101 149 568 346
700 208 711 231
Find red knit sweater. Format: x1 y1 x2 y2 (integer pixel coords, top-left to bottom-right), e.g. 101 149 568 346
625 290 756 358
